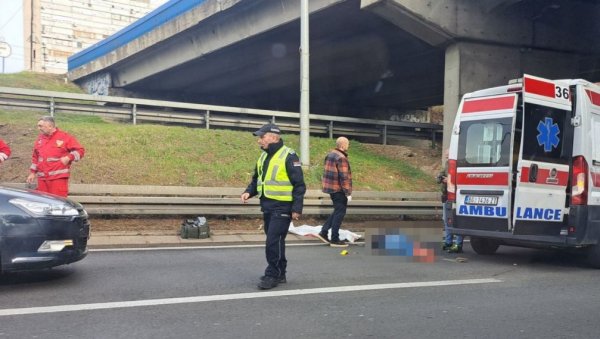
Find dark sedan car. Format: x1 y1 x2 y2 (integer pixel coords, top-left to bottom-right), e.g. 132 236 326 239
0 186 90 272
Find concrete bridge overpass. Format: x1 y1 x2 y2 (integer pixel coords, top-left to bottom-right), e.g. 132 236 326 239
68 0 600 148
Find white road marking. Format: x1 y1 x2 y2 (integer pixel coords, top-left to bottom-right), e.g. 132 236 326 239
0 278 501 317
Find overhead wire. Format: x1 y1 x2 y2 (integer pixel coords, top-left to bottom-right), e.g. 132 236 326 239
0 3 23 32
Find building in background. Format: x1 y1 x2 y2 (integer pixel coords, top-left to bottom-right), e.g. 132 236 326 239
23 0 165 74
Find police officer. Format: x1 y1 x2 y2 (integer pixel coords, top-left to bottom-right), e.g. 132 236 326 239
241 123 306 290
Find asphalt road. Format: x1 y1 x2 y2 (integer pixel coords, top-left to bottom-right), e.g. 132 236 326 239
1 243 599 338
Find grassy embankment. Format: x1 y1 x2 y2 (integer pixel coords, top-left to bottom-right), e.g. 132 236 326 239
0 72 82 92
0 72 437 192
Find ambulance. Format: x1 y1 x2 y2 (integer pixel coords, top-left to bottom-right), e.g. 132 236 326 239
446 74 600 267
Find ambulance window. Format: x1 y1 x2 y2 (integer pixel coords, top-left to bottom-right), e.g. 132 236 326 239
521 103 569 164
457 118 511 167
593 119 600 164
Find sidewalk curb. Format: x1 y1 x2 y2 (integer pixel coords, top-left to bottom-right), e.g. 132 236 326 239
87 232 335 249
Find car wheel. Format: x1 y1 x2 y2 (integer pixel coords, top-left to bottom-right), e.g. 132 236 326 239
470 237 500 255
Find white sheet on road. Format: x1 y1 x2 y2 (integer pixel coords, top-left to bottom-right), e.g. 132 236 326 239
288 222 362 243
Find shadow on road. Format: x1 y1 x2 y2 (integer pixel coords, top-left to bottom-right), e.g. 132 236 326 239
0 267 77 286
460 243 592 270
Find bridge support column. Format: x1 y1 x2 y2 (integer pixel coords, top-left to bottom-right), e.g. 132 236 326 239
442 41 577 152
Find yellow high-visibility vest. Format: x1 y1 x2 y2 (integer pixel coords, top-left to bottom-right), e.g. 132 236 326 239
256 146 293 201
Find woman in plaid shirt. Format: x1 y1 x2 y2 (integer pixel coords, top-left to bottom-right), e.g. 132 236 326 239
318 137 352 247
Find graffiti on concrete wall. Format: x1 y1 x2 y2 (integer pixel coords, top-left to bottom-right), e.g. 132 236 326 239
390 110 430 123
83 72 111 96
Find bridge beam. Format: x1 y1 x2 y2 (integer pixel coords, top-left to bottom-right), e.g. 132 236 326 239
70 0 347 88
362 0 600 53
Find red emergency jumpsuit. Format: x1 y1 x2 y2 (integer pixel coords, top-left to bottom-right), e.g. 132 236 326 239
30 129 85 197
0 139 10 163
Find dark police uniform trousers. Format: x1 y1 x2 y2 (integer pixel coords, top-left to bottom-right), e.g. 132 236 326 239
261 200 292 278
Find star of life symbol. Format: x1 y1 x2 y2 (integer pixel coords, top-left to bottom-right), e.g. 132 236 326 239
536 117 560 152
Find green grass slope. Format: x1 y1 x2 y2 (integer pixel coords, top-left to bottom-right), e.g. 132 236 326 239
0 72 437 192
0 110 437 191
0 72 84 93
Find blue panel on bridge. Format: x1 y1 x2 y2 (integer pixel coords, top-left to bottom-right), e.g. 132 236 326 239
68 0 207 71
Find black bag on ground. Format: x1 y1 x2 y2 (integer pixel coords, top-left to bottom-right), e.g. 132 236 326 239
180 217 210 239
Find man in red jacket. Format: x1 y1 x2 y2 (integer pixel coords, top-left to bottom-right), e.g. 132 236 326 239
0 138 11 164
26 116 85 197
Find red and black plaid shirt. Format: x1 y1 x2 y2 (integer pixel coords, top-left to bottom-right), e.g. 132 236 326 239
321 148 352 195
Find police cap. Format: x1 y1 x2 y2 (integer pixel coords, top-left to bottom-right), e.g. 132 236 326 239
253 123 281 136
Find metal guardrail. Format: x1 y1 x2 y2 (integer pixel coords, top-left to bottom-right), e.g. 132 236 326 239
0 86 442 145
1 183 441 217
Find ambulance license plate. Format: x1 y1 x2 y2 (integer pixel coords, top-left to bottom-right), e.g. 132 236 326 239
465 196 498 205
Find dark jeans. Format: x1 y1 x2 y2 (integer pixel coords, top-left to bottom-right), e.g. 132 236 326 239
321 192 348 242
263 209 291 278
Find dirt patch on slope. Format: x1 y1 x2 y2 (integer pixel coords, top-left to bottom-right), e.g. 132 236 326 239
362 143 443 177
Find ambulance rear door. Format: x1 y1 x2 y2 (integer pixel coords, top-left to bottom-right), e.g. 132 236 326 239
455 93 518 232
512 74 573 237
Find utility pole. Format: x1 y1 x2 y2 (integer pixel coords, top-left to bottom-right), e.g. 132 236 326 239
299 0 310 166
30 0 34 70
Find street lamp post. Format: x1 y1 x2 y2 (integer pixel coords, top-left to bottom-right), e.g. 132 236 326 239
299 0 310 166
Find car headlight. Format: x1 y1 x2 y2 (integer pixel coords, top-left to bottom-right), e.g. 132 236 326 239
9 198 79 217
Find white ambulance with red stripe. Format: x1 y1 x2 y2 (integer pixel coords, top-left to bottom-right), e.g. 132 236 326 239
447 74 600 267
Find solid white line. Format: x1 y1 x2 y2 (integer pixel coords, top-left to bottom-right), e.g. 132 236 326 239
0 278 501 317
